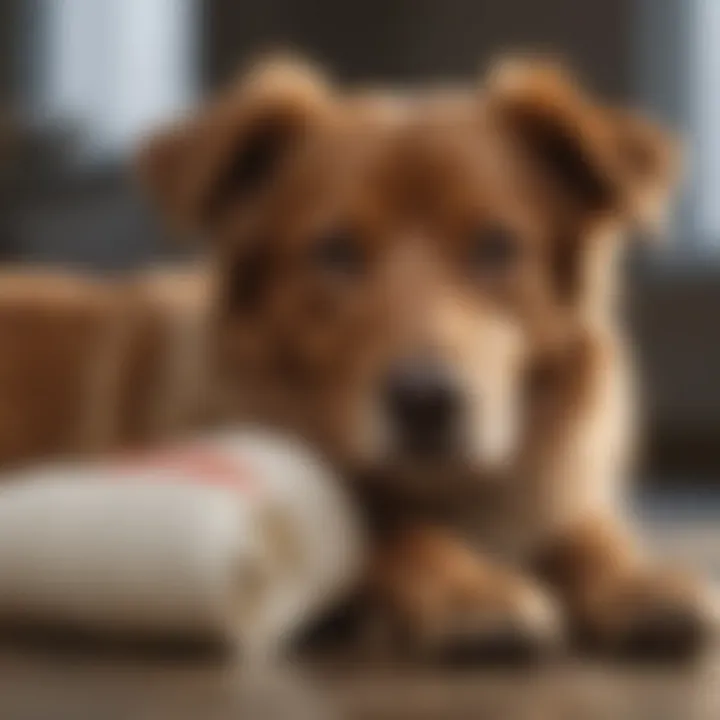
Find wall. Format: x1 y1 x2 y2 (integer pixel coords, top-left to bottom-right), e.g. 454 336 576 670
204 0 633 96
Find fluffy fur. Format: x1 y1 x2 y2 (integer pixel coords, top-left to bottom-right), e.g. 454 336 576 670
0 56 711 660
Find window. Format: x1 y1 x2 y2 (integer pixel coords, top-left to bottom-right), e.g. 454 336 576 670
691 0 720 245
36 0 199 162
637 0 720 253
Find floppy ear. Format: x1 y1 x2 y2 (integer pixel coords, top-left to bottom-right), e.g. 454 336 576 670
136 55 333 236
609 108 682 233
485 57 681 233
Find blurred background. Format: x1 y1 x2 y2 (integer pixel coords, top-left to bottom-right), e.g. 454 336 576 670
0 0 718 481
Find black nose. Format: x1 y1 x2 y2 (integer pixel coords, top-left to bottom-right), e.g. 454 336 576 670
384 359 461 455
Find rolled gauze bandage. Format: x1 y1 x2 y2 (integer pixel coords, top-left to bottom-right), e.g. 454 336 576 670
0 429 365 654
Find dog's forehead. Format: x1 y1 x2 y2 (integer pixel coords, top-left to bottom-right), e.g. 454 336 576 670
336 88 492 148
341 87 479 127
285 89 518 216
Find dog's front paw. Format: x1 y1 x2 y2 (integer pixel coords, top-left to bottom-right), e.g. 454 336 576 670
424 579 563 666
577 569 714 661
379 569 564 666
370 526 564 665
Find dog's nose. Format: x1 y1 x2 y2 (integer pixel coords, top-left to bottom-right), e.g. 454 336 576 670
384 359 461 455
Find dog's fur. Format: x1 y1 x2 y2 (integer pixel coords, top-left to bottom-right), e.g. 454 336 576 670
0 56 712 659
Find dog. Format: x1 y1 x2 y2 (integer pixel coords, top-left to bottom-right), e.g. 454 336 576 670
0 55 713 660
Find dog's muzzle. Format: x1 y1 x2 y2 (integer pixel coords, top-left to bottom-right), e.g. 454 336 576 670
383 358 462 458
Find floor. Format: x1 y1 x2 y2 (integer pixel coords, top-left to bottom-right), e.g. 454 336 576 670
0 490 719 720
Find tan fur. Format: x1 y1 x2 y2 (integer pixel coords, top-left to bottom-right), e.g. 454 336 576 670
0 267 211 465
0 56 710 660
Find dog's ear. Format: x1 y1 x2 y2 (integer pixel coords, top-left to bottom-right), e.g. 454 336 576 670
485 57 681 233
136 55 333 236
608 108 681 233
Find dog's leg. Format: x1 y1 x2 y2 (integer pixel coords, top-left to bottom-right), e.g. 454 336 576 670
537 516 714 659
367 524 561 663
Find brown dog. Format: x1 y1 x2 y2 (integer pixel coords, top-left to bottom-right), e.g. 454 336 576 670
0 56 713 660
135 56 715 661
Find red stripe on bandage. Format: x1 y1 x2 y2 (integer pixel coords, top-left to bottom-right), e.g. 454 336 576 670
113 445 257 491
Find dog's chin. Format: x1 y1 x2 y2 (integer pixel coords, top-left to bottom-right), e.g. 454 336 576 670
350 453 514 508
399 450 515 483
338 414 519 487
349 437 517 493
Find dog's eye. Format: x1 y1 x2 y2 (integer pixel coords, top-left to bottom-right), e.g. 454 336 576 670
470 225 521 274
311 230 364 277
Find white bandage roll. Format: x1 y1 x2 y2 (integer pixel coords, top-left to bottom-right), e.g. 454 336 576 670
0 429 365 653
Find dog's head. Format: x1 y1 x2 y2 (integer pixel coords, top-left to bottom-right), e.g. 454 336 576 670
138 56 679 482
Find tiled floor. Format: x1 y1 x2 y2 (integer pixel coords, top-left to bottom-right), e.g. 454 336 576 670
0 489 718 720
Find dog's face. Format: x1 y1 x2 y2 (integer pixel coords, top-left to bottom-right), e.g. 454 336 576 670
139 57 678 481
